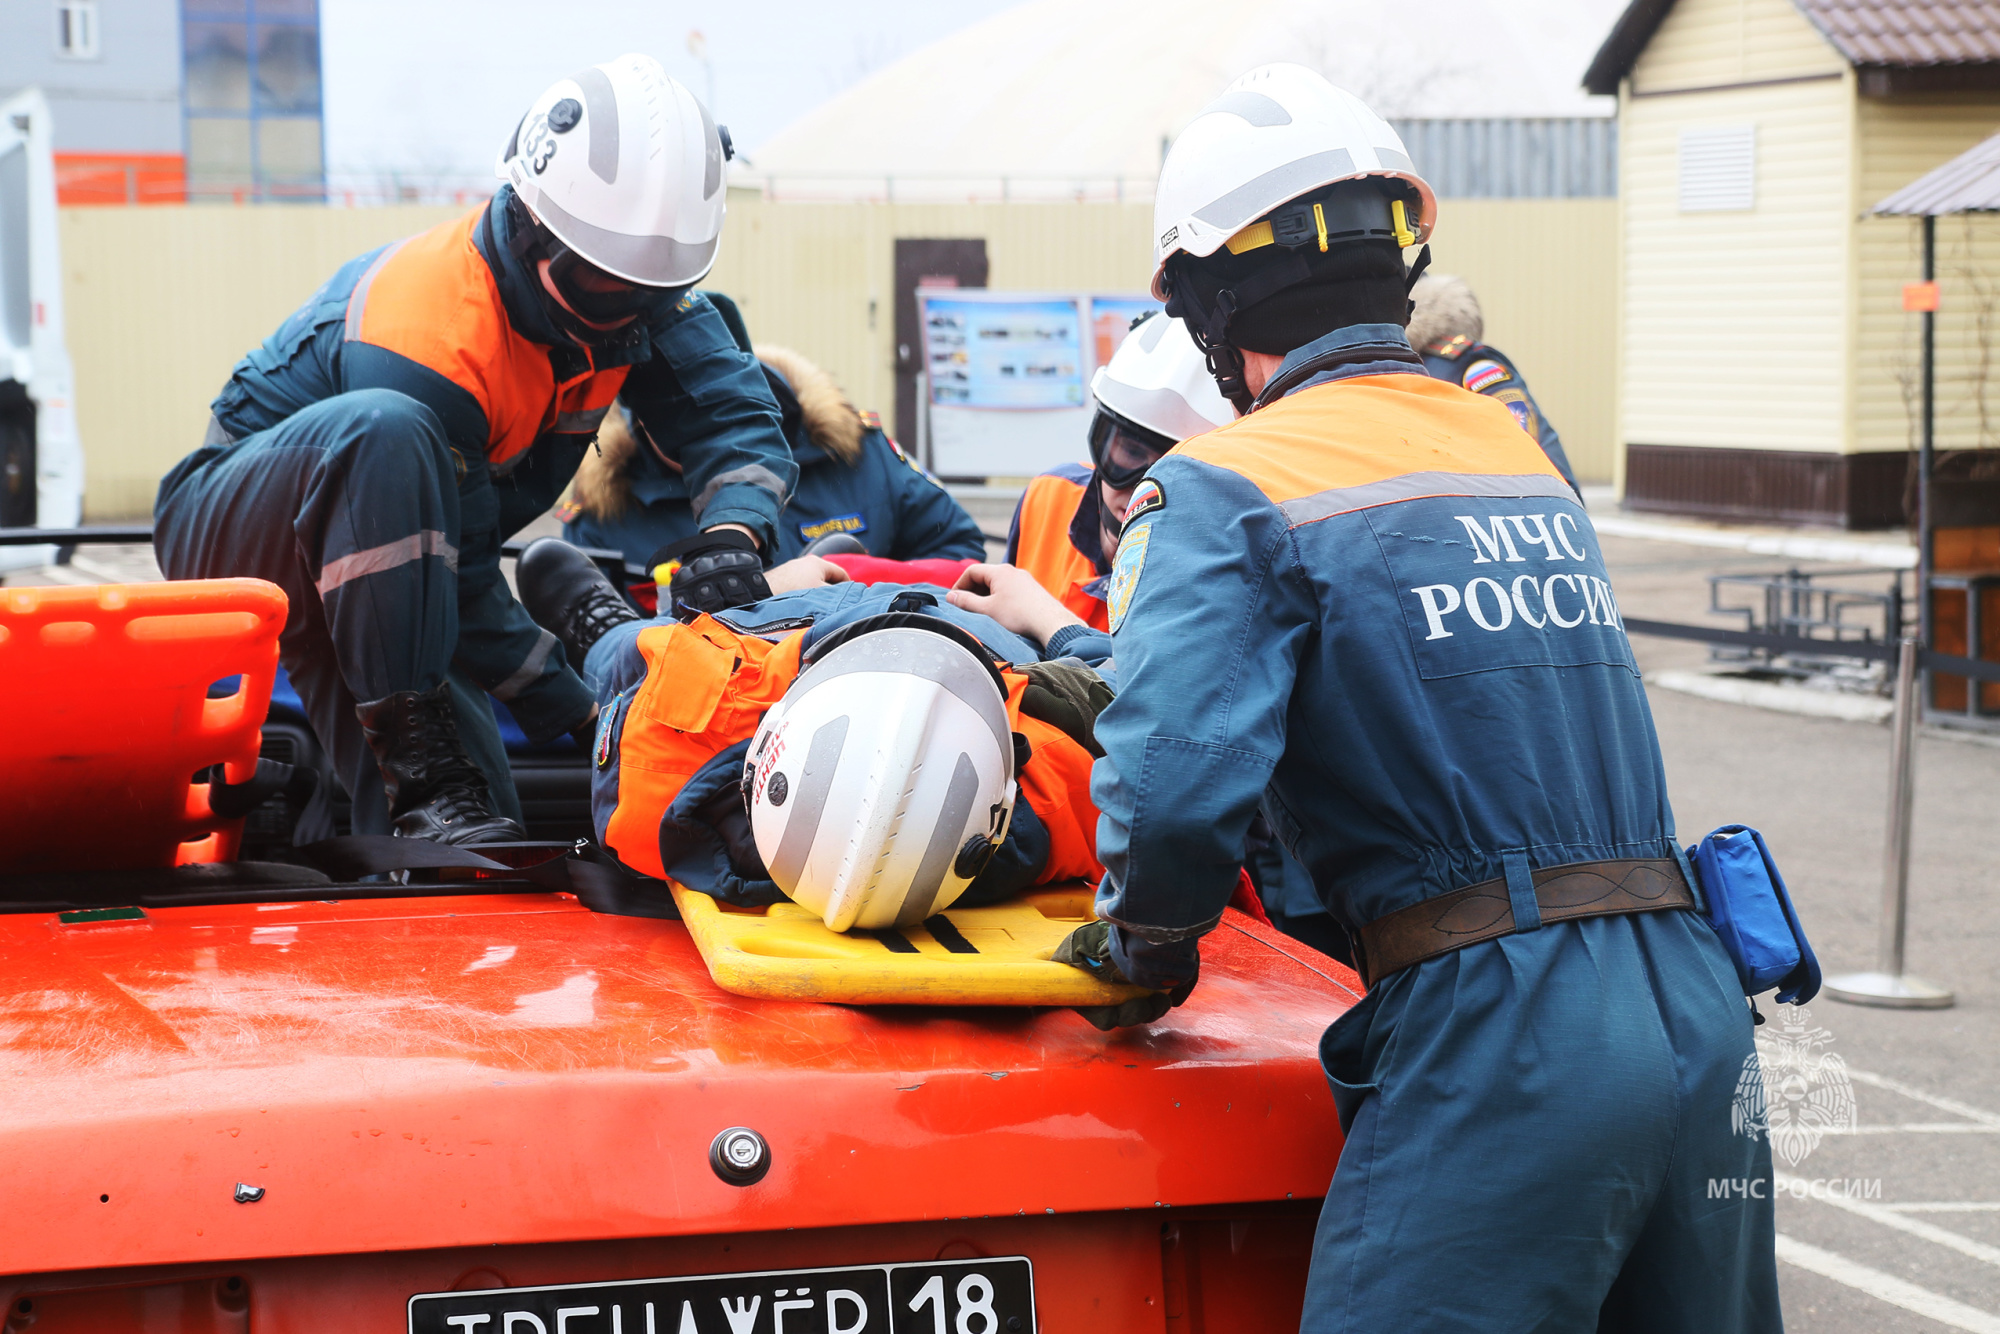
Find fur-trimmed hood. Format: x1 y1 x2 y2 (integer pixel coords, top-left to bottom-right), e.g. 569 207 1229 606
568 344 865 520
1405 273 1484 357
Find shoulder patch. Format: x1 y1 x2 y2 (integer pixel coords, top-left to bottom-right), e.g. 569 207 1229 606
1463 359 1512 394
1425 333 1475 360
1105 519 1153 634
1491 386 1541 438
858 409 882 430
594 695 621 770
1124 477 1165 524
886 436 948 490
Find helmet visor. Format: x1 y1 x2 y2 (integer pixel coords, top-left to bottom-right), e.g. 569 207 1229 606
547 246 682 325
1087 409 1174 490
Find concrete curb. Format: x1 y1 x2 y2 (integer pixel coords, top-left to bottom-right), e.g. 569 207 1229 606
1648 670 1894 724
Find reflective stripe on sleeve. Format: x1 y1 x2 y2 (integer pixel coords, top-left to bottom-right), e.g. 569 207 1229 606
342 238 412 343
552 405 613 434
692 463 792 516
315 529 458 596
1279 471 1576 528
491 628 559 702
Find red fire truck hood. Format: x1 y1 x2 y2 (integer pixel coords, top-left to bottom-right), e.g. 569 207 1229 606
0 893 1359 1276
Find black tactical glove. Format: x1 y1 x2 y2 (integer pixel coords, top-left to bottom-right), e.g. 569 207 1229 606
650 529 771 619
1017 660 1115 758
1052 919 1197 1031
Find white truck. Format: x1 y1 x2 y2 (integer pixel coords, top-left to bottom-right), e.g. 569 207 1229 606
0 87 85 571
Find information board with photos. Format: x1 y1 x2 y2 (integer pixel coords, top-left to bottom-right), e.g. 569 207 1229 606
919 289 1160 478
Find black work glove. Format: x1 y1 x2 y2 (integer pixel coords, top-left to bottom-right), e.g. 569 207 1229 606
1052 919 1197 1031
650 529 771 619
1017 660 1115 758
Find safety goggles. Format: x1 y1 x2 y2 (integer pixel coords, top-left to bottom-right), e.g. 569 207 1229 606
1087 408 1175 491
544 244 682 326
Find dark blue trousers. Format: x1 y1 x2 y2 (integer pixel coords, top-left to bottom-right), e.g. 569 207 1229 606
1306 908 1780 1333
156 390 519 834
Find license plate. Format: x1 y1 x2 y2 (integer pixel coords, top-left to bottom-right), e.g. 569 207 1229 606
408 1255 1035 1334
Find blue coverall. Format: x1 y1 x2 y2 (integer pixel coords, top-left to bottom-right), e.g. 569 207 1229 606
154 189 796 833
1091 323 1777 1332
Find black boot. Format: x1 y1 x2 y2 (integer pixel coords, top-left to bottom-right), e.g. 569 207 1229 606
517 537 640 663
353 683 526 844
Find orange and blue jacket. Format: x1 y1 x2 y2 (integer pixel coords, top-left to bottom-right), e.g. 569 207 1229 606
1089 322 1671 988
1006 463 1111 632
587 586 1111 903
175 187 795 739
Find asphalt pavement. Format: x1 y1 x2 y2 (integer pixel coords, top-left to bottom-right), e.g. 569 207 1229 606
1606 531 2000 1333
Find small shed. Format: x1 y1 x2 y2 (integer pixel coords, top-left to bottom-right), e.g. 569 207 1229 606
1874 131 2000 714
1585 0 2000 528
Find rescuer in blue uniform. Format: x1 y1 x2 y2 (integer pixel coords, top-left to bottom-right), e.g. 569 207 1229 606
153 58 807 844
564 324 987 573
1000 66 1777 1333
1407 270 1580 491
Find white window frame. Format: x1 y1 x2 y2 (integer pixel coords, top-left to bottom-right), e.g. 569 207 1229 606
55 0 100 60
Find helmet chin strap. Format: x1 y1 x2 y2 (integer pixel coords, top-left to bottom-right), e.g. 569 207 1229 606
1197 291 1253 415
1167 281 1253 415
1402 243 1433 321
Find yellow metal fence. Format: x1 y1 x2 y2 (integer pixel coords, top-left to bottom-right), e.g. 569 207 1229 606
60 196 1615 520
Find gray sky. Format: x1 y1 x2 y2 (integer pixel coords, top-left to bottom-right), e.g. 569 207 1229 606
322 0 1020 193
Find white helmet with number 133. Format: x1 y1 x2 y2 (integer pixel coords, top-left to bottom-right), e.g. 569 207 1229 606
497 53 730 290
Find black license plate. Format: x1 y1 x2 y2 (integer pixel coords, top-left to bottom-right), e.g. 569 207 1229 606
409 1255 1035 1334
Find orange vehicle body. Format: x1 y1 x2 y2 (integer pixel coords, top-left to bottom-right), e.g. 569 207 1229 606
0 579 1361 1331
0 861 1360 1332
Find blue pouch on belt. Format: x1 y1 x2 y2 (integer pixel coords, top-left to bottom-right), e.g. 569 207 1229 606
1688 825 1820 1003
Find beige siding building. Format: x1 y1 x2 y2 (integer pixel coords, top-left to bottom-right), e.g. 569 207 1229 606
1587 0 2000 527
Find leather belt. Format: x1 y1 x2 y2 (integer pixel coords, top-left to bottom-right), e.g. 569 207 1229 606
1353 857 1694 987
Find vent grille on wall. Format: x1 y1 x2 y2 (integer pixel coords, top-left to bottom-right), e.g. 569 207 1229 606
1679 125 1756 212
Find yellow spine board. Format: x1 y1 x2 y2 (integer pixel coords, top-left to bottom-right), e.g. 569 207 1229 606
670 883 1150 1007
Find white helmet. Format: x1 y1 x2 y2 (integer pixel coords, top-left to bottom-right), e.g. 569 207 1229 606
1150 64 1437 300
497 54 728 289
1090 313 1235 444
744 620 1017 933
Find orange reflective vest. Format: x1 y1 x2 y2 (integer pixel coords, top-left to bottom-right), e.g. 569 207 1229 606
345 209 628 467
1010 467 1110 632
605 614 1103 886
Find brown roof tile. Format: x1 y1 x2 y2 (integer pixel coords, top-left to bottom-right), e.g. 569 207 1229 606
1587 0 2000 93
1797 0 2000 66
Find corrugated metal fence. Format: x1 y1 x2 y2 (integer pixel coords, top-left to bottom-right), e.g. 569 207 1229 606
1391 119 1619 198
